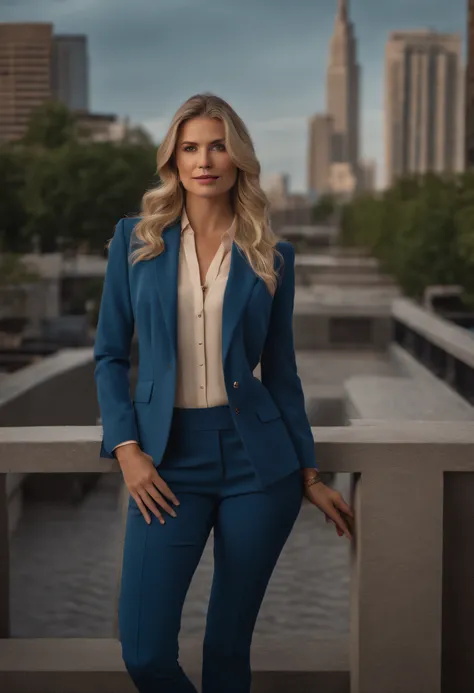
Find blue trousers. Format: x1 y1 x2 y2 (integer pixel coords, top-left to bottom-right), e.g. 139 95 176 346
118 405 303 693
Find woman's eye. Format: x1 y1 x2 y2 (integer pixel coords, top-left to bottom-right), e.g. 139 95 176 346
183 144 225 152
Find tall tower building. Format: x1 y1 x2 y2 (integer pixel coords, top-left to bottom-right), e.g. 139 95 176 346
326 0 360 168
52 35 89 112
0 23 53 142
466 0 474 168
385 30 464 187
307 0 360 197
308 114 334 195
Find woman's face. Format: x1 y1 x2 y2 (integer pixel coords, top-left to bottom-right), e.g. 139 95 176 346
175 116 238 199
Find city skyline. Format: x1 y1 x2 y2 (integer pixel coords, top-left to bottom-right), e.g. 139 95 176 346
2 0 466 191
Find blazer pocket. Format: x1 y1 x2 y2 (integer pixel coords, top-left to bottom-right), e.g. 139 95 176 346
255 398 282 423
133 379 154 403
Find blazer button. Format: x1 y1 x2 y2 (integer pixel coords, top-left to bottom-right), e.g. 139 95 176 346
235 407 240 414
233 381 239 388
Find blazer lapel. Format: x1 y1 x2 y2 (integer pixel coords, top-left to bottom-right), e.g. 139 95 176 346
152 222 258 366
222 242 258 365
153 222 181 362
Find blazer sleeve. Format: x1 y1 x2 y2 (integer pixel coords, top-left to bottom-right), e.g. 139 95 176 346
94 219 138 458
260 241 317 471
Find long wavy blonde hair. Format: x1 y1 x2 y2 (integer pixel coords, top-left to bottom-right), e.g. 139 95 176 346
127 93 283 295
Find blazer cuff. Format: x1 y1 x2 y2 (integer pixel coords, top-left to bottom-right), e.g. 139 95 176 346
113 440 138 451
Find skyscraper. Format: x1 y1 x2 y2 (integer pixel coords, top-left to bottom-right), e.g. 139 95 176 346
307 0 360 197
385 30 464 187
0 23 53 142
308 114 333 196
326 0 360 169
52 35 89 112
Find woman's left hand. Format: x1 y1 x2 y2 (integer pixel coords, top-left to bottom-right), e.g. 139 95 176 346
304 480 354 540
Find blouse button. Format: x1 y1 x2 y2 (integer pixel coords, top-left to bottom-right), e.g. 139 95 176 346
235 407 240 414
233 381 239 388
197 313 202 318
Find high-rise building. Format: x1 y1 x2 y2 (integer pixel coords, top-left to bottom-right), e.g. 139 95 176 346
52 35 89 112
0 23 53 142
326 0 360 169
385 30 464 187
466 0 474 168
308 114 334 195
307 0 360 197
359 159 377 192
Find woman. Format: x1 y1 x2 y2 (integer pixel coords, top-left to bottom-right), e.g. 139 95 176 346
94 92 354 693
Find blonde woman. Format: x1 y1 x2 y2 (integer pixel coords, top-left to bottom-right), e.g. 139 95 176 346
94 93 354 693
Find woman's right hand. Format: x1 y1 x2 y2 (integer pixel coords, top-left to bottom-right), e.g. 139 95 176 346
115 444 180 524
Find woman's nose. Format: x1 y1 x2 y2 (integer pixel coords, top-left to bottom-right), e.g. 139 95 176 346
198 152 212 168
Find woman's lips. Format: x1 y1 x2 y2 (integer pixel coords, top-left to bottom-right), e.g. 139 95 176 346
195 176 219 185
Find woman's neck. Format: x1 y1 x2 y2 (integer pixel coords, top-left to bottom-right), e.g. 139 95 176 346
184 194 234 237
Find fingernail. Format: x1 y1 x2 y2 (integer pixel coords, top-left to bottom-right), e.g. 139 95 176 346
174 500 180 506
171 511 177 517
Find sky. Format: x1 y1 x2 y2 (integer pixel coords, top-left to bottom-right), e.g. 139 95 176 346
2 0 466 191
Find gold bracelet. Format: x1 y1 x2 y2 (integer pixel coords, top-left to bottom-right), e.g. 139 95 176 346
303 472 323 488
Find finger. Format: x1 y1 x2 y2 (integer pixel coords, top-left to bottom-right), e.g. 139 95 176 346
132 493 151 525
152 471 180 506
145 485 177 518
327 509 351 539
335 498 354 517
138 490 165 524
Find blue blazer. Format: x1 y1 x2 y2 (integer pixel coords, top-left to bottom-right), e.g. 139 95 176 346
94 216 317 488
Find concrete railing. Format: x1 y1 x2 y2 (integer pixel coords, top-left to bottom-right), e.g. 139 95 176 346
1 422 474 693
392 297 474 405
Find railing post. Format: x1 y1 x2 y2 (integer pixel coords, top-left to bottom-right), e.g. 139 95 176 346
0 474 10 637
350 465 443 693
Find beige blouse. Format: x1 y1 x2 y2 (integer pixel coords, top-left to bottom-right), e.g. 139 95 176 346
113 209 235 452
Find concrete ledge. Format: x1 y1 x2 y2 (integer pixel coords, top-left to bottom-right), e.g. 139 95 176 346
392 297 474 369
0 422 474 474
0 637 349 693
0 348 94 408
345 341 474 425
345 374 474 423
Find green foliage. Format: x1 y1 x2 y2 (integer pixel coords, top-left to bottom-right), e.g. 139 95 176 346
0 145 35 252
312 194 335 223
22 100 78 149
340 173 474 303
1 101 158 254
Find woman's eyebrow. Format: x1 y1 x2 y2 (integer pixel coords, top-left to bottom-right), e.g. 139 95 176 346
180 139 225 145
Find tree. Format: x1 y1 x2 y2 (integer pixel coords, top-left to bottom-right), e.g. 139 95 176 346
340 173 474 302
312 194 335 223
0 145 30 252
22 100 77 149
3 100 159 253
22 140 158 252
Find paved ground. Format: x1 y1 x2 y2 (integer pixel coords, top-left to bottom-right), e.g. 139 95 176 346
9 349 394 639
10 471 352 639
